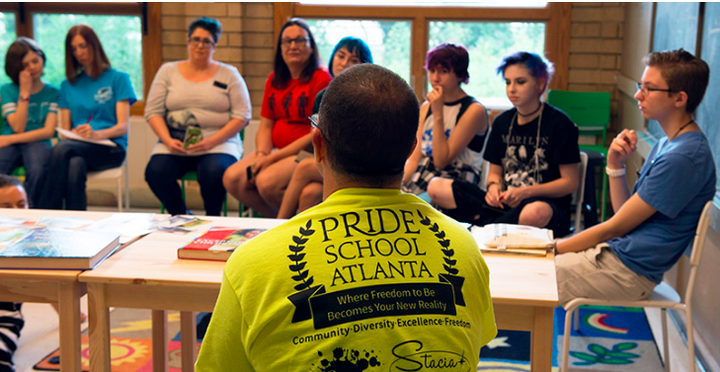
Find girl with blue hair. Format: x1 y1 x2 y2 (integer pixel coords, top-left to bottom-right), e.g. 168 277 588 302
277 36 373 219
432 51 580 237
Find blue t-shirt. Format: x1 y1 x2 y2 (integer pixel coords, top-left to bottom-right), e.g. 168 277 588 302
58 68 136 150
609 131 716 283
1 83 60 145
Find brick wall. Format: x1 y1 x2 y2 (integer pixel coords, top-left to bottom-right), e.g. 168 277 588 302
568 2 625 139
158 2 624 136
159 2 274 119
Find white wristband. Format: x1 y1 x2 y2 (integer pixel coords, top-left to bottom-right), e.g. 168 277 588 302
606 166 626 177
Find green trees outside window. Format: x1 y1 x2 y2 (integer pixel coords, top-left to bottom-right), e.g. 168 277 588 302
32 14 143 99
0 12 17 87
429 21 545 107
306 18 544 107
306 19 411 84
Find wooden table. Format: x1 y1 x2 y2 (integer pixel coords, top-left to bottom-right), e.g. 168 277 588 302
81 217 558 372
80 216 284 372
0 209 140 372
484 252 558 372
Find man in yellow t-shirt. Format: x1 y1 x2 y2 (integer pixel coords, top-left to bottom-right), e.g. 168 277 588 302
196 64 496 371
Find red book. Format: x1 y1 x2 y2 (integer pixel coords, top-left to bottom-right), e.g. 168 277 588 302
177 226 266 261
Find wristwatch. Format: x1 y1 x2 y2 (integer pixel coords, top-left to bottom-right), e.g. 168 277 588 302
18 94 29 102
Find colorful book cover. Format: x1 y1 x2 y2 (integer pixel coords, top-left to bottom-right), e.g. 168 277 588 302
183 126 203 149
178 227 266 261
0 229 120 270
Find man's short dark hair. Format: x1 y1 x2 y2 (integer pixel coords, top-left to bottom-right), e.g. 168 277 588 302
644 48 709 113
318 64 419 186
0 174 22 189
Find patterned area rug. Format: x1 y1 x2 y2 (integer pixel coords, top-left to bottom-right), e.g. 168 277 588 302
34 309 201 372
477 306 663 371
36 306 661 371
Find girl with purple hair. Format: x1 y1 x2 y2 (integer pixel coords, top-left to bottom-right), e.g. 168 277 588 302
403 43 489 202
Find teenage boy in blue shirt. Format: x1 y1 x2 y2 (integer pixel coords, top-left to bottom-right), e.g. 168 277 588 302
555 49 716 306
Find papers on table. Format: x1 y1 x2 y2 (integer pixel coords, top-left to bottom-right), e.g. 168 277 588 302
37 216 94 230
471 223 554 256
84 213 159 244
155 215 211 234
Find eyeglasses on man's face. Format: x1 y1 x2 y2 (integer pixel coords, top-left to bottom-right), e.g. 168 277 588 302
309 114 331 143
189 37 215 47
636 82 675 96
281 37 310 47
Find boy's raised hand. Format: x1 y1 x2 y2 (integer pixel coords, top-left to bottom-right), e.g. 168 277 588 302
427 85 444 115
607 129 637 169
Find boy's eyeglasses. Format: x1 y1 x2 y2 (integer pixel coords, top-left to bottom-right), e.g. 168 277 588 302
636 82 675 96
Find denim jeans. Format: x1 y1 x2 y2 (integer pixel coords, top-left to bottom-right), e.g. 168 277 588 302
37 140 126 210
0 142 51 208
145 153 236 216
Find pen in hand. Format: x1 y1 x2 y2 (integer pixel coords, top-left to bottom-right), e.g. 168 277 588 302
76 115 94 138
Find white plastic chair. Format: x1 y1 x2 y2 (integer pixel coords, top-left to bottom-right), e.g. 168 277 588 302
87 160 129 211
560 201 716 372
571 152 588 234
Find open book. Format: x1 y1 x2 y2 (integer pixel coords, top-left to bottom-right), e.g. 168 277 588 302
56 128 116 147
471 224 554 256
178 227 267 261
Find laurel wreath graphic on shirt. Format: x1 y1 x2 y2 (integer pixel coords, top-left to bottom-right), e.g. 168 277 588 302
288 219 316 291
417 210 458 275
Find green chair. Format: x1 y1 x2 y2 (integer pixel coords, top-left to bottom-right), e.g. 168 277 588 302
11 166 26 179
159 129 247 217
548 90 611 221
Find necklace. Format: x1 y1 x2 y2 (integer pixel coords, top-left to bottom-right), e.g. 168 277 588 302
670 119 695 141
517 102 543 117
507 107 544 185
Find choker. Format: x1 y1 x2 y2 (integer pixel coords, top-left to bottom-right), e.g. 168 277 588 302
517 102 543 117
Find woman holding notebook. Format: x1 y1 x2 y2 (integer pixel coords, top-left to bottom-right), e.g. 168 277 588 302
38 24 136 211
144 17 251 216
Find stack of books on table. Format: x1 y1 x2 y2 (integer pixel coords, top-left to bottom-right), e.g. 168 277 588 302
471 223 554 256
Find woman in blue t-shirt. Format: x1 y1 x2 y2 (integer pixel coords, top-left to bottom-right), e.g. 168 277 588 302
0 37 59 207
38 24 136 210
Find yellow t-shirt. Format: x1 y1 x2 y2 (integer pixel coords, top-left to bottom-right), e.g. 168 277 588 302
196 188 496 371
